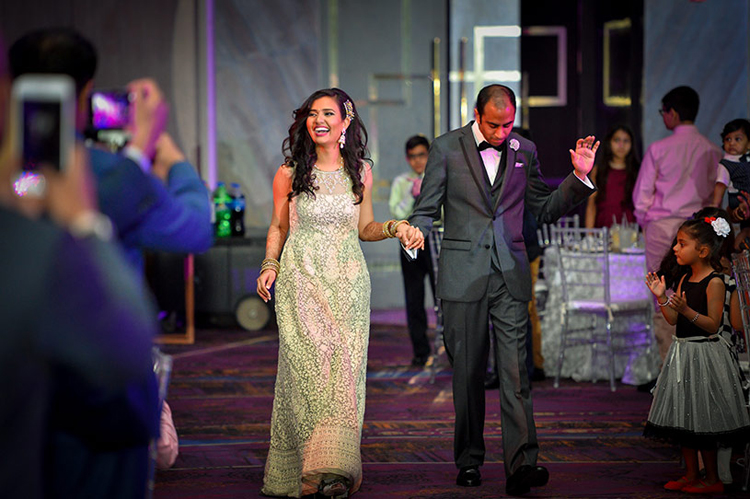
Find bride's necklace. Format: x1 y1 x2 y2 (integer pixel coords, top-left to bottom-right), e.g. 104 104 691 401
313 157 348 194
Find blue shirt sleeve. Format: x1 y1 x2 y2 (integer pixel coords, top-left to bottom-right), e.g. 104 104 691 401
90 147 213 254
121 161 213 253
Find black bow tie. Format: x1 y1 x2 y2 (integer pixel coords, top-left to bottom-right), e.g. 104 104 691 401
478 141 502 152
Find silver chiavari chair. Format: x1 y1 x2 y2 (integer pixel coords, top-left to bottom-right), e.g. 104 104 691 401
550 226 654 392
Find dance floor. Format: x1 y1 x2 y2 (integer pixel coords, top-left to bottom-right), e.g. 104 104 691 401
154 313 745 498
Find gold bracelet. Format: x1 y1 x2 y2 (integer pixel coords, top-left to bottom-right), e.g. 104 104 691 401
388 220 399 237
393 220 410 236
383 219 398 238
261 258 280 274
382 220 394 238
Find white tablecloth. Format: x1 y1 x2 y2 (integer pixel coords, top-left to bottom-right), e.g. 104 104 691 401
540 246 660 385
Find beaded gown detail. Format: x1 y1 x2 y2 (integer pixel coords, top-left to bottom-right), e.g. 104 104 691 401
262 166 371 498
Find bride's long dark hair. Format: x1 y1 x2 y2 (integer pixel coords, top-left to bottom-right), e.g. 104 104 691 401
283 88 371 204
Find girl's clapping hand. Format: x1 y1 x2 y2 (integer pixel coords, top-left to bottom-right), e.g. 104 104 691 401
645 272 666 297
668 291 688 313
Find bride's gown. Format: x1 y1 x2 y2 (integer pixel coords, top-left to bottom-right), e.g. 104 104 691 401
262 166 371 497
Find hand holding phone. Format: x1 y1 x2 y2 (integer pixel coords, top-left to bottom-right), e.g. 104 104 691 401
127 78 169 159
43 144 99 227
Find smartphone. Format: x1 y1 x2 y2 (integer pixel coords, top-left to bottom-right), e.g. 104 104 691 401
88 89 132 149
90 89 131 130
11 74 76 196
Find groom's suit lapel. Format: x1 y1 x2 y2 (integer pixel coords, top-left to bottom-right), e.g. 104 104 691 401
458 124 493 216
492 140 515 214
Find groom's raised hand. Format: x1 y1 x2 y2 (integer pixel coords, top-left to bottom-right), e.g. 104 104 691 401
569 135 600 181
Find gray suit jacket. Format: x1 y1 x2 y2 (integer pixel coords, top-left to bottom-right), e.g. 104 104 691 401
410 123 594 303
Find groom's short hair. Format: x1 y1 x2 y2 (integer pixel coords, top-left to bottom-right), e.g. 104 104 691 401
475 84 516 117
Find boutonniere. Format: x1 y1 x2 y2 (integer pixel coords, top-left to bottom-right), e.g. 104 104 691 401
509 138 519 151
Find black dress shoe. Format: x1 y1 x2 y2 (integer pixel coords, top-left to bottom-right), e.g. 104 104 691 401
484 371 499 389
456 466 481 487
411 355 429 367
505 465 549 496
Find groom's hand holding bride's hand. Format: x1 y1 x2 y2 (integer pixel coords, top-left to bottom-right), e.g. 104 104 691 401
396 224 425 250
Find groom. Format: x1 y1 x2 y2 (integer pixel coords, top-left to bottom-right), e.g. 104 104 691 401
409 84 598 495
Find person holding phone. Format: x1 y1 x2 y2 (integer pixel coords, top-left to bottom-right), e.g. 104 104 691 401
0 33 159 498
7 28 213 497
9 28 212 272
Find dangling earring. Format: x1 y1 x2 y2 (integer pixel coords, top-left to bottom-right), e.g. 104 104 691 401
339 100 355 150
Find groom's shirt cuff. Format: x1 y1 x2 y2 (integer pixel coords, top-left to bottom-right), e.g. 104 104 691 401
574 171 594 189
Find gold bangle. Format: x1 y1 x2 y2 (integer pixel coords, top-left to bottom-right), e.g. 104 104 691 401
389 220 399 237
382 220 394 238
393 220 410 235
383 219 397 238
261 258 280 274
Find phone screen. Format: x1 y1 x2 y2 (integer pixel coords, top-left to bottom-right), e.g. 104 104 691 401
91 91 130 130
22 100 62 171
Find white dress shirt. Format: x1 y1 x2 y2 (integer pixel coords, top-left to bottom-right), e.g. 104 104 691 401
471 121 501 184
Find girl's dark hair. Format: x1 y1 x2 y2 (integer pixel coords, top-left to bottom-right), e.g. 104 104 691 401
678 208 735 272
594 125 640 212
283 88 370 204
657 235 685 291
658 207 736 287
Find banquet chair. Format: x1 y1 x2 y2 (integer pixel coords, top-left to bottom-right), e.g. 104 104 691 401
730 250 750 368
550 226 654 392
730 251 750 491
540 214 579 247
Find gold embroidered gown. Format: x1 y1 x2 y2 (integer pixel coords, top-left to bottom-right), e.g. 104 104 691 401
262 166 371 497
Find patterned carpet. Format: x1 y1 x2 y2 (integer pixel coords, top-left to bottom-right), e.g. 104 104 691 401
154 322 746 498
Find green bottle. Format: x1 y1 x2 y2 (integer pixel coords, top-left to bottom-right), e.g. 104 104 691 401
213 182 232 238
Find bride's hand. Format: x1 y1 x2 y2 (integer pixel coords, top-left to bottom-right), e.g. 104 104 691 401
257 269 277 302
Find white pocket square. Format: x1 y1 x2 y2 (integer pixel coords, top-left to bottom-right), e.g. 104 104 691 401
514 162 524 168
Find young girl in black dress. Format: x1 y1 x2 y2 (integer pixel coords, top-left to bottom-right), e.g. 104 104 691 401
645 212 750 493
